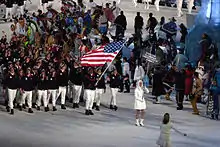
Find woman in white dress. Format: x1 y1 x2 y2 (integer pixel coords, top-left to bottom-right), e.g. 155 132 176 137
134 80 147 126
157 113 172 147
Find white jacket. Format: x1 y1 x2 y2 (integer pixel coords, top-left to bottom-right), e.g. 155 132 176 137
122 62 130 76
134 66 145 81
134 84 146 110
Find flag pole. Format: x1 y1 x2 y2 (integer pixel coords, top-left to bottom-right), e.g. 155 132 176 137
95 41 126 85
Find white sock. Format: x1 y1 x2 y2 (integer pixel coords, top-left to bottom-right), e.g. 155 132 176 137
140 119 144 126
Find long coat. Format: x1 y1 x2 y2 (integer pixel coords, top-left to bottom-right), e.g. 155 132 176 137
185 69 194 95
134 81 146 110
152 70 166 96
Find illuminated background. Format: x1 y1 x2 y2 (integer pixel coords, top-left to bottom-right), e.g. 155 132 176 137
185 0 220 63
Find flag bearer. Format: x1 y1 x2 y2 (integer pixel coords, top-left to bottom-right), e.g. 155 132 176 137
93 68 106 111
109 69 121 111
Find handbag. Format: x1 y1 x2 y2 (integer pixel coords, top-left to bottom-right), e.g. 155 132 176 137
189 94 195 101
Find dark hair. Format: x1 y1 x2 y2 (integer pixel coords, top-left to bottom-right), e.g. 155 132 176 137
137 58 141 67
123 57 127 62
163 113 170 124
149 13 153 17
137 12 140 16
194 72 199 78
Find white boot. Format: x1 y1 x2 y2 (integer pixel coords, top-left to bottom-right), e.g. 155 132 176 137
135 119 140 126
139 119 144 127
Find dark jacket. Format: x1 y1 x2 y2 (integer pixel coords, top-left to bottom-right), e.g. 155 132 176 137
96 74 106 89
134 15 144 29
69 67 83 86
83 73 96 90
109 73 120 88
57 70 68 87
37 76 48 90
4 73 18 89
114 14 127 30
20 75 35 91
152 70 166 96
47 75 58 90
175 70 186 91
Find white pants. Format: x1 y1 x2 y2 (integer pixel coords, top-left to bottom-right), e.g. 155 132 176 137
144 0 150 9
95 88 104 106
39 1 47 13
19 5 24 16
8 89 17 109
37 90 47 107
177 0 183 16
85 89 95 110
48 1 54 5
188 0 194 14
110 88 118 106
56 86 67 105
6 8 13 19
154 0 160 11
73 85 82 104
21 91 32 108
133 0 137 7
48 89 57 106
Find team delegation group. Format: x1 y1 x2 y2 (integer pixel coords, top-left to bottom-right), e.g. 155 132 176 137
3 54 122 115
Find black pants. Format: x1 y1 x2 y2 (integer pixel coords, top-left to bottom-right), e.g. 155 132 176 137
176 91 184 108
120 76 130 92
115 27 125 37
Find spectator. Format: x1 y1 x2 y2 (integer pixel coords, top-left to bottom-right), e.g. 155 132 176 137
114 11 127 37
146 13 158 33
134 12 144 35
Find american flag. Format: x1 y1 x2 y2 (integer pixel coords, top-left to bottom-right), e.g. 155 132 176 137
80 40 125 67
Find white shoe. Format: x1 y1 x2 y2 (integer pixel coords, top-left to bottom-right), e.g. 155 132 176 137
135 119 140 126
139 119 144 127
139 122 144 127
135 122 140 126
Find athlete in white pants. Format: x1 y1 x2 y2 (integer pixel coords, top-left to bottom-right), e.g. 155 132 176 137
56 64 68 109
85 89 96 111
154 0 160 11
37 90 47 110
133 0 137 7
110 88 118 108
4 68 18 115
93 68 106 111
5 1 13 20
188 0 194 14
94 88 104 110
177 0 183 17
47 69 58 111
84 67 96 115
144 0 150 10
109 69 121 111
19 69 35 113
73 85 82 107
20 91 33 110
8 89 17 113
